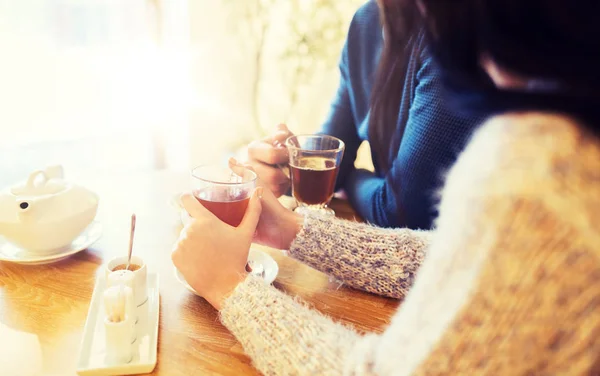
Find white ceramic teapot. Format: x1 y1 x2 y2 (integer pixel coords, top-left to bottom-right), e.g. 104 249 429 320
0 166 99 254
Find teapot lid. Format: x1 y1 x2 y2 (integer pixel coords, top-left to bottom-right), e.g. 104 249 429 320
10 167 67 197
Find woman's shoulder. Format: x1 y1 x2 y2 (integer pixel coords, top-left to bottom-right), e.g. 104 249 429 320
345 1 383 61
444 111 600 236
465 112 600 187
475 111 594 148
351 1 380 27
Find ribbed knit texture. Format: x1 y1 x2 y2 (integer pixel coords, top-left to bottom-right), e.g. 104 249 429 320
320 0 486 229
220 113 600 375
289 216 430 298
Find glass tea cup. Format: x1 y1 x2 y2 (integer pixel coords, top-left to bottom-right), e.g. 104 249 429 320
191 165 257 227
285 135 345 216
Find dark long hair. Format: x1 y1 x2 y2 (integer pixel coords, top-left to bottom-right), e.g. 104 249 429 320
422 0 600 91
369 0 422 173
370 0 600 166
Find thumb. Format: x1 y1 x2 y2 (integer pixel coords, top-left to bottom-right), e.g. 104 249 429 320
239 187 263 234
276 123 290 133
273 124 293 144
228 157 270 189
228 157 255 176
181 193 213 219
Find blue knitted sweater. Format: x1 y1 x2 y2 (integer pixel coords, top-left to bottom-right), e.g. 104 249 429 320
320 1 485 229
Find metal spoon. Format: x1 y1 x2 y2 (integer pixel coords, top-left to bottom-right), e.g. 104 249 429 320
272 140 290 179
126 214 136 271
245 260 265 279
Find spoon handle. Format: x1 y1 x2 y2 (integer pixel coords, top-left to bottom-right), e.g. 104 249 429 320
277 163 290 179
126 214 136 270
272 140 290 179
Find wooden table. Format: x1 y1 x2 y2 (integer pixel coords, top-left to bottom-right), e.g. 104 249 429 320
0 171 400 375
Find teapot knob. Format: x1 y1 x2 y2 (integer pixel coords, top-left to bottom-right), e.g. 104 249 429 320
26 170 48 189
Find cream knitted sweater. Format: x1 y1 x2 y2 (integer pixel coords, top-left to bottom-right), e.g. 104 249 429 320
220 113 600 375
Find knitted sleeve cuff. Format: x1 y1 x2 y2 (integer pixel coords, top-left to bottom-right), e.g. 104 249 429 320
219 275 360 375
287 214 430 298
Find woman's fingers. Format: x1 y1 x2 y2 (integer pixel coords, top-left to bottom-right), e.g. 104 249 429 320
253 162 289 185
248 139 289 166
180 193 213 219
272 124 292 144
229 157 288 191
239 188 263 236
228 157 252 175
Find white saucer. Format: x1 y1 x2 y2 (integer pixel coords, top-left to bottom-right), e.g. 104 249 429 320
174 248 279 296
0 221 103 265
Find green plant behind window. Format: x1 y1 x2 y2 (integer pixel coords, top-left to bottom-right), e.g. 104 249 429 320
222 0 362 139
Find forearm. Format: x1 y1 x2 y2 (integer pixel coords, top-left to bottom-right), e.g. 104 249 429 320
288 215 431 298
344 169 399 227
220 276 361 376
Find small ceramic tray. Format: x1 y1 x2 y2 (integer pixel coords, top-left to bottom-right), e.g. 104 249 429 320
77 273 160 376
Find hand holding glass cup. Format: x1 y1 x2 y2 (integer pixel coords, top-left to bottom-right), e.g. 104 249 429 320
285 135 345 216
189 165 266 276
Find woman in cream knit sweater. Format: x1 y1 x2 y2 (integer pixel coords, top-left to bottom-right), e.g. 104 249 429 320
172 0 600 374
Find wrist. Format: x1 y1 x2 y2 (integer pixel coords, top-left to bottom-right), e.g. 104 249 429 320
212 271 248 310
282 210 303 250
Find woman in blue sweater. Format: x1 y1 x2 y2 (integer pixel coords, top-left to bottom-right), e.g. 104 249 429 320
247 0 485 229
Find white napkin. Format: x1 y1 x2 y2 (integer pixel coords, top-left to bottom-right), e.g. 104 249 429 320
0 321 43 376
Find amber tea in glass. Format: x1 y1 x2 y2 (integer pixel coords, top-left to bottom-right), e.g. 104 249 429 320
286 135 344 216
191 165 257 227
